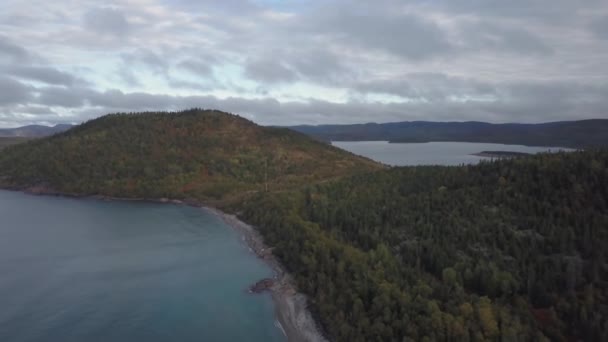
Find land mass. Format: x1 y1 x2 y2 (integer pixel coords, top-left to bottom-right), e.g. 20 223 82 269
0 137 31 150
472 150 532 158
288 119 608 148
0 124 73 138
1 109 606 341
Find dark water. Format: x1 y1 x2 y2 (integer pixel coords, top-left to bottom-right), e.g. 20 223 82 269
0 190 284 342
333 141 573 166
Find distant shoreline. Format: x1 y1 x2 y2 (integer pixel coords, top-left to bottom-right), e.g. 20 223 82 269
0 187 327 342
472 150 532 158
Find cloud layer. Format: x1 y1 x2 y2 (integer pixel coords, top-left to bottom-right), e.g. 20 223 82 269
0 0 607 127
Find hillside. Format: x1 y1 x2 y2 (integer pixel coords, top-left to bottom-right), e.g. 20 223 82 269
0 137 30 150
0 124 73 137
238 150 608 341
289 119 608 148
0 109 381 203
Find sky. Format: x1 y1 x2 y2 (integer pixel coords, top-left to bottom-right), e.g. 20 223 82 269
0 0 607 128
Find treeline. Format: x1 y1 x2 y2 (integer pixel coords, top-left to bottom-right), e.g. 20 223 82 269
237 150 608 341
289 119 608 148
0 109 379 202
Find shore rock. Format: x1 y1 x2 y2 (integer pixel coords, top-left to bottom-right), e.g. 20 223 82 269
250 278 275 293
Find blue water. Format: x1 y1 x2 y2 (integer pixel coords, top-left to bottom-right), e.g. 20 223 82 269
0 190 285 342
333 141 573 166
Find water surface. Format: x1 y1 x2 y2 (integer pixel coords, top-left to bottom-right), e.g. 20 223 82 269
333 141 572 166
0 190 284 342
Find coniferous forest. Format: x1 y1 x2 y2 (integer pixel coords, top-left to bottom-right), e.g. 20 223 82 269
238 150 608 341
0 110 607 341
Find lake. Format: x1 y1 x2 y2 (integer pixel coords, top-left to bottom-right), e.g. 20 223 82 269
0 190 284 342
332 141 572 166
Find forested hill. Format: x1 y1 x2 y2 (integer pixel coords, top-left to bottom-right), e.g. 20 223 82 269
238 149 608 341
0 109 381 202
289 119 608 148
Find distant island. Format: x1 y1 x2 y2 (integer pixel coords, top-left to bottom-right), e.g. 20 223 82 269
1 109 606 341
472 150 532 158
288 119 608 149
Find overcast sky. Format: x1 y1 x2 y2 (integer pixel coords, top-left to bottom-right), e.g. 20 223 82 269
1 0 607 127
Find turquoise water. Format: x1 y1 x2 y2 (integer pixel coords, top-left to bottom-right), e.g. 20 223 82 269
0 190 285 342
333 141 573 166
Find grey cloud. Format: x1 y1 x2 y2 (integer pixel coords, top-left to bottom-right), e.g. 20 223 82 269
83 8 130 36
4 66 77 86
243 48 353 85
167 78 214 91
36 87 88 108
288 49 353 84
0 77 33 105
244 58 298 83
0 36 30 62
462 22 553 55
590 16 608 40
122 49 169 74
354 73 497 100
177 59 214 77
317 9 452 60
20 78 608 126
169 0 260 14
425 0 597 22
87 90 175 109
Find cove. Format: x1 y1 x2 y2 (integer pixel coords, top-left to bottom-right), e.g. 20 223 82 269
0 190 285 342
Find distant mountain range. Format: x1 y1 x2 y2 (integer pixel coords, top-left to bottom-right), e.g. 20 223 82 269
0 124 73 138
288 119 608 148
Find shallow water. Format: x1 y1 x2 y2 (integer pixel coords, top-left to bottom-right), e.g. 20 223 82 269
333 141 572 166
0 190 285 342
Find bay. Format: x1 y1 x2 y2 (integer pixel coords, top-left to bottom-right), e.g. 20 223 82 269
333 141 573 166
0 190 284 342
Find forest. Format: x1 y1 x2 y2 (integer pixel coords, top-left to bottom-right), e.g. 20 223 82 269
0 109 379 203
290 119 608 148
0 110 606 341
236 150 608 341
0 137 30 150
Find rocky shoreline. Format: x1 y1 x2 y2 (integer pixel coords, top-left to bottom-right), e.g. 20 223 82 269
6 186 328 342
206 207 329 342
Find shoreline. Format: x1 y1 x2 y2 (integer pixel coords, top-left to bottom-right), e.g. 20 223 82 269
1 187 327 342
205 207 329 342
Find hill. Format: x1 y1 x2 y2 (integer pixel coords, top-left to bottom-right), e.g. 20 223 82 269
0 124 73 137
0 109 380 203
289 119 608 148
238 149 608 341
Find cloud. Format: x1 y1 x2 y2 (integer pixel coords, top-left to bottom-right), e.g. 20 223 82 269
590 16 608 40
0 0 607 128
83 8 130 36
3 66 77 86
36 86 88 108
121 48 168 74
0 77 33 105
244 58 298 83
461 22 553 55
309 6 453 60
177 58 215 77
0 36 31 63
